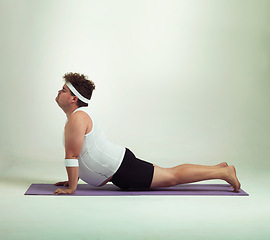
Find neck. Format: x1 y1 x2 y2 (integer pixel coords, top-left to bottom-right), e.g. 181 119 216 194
65 105 79 120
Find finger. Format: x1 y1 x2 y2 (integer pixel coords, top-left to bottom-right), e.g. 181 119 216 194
54 188 63 195
54 191 62 195
55 188 69 195
54 189 59 194
54 182 62 186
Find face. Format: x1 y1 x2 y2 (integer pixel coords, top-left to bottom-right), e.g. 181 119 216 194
55 84 73 108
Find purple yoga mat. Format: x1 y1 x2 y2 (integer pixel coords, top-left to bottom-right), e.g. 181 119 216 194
25 183 248 196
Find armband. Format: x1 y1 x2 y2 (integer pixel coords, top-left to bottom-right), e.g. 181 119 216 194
65 158 79 167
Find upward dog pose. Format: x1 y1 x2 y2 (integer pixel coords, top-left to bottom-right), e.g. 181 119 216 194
54 72 241 195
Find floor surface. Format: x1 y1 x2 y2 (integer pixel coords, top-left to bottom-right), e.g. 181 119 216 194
0 158 269 240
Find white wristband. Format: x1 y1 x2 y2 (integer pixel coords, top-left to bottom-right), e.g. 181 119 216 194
65 158 79 167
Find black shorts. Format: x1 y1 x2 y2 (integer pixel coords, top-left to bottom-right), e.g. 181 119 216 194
111 148 154 190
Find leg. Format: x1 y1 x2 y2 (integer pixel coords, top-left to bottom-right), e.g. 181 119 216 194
150 163 240 192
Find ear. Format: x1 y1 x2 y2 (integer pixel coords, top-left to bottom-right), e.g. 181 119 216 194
71 96 78 103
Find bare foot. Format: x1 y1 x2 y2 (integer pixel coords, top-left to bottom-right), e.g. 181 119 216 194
224 165 241 192
216 162 228 168
216 162 233 188
215 162 235 188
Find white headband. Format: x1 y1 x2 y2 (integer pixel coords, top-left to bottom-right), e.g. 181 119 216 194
66 82 90 104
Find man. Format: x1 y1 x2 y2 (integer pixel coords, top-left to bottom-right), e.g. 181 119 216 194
54 72 240 195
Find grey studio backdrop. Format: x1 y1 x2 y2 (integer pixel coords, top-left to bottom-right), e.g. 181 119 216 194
1 0 269 175
0 1 270 239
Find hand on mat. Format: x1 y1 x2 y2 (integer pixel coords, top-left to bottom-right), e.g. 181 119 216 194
54 181 69 187
53 188 74 195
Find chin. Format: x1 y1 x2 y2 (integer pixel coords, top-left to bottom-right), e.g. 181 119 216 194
55 97 60 106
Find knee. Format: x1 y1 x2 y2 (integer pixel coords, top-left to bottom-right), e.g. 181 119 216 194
151 166 178 188
163 169 178 187
169 171 178 186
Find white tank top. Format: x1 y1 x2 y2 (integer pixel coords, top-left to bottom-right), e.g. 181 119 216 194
68 107 126 187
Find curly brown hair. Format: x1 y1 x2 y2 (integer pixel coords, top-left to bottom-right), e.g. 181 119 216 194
63 72 96 107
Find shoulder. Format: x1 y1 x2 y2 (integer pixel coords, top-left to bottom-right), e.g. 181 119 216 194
66 110 92 131
72 110 90 120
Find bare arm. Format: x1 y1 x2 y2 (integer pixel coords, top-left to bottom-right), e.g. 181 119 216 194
54 113 87 195
65 166 79 193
